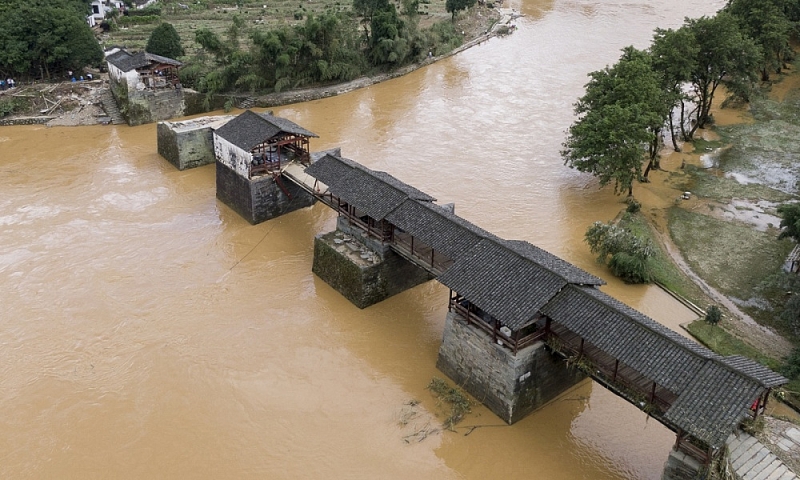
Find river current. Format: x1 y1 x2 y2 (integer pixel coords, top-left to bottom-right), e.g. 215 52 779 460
1 0 727 478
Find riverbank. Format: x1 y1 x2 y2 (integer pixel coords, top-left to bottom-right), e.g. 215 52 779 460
620 64 800 365
0 6 518 127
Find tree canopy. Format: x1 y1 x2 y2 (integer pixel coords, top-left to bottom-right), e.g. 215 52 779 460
778 204 800 243
562 46 668 196
0 0 102 79
146 22 185 59
445 0 476 20
725 0 793 81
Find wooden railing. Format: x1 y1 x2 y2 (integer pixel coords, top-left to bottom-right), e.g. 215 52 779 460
449 296 545 353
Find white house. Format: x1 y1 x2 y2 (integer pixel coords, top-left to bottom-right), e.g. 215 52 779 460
105 49 182 92
90 0 125 22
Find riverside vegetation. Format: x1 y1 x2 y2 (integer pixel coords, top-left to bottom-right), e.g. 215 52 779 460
564 0 800 407
0 0 498 116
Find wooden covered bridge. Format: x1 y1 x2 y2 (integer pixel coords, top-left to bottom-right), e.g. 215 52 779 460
281 151 788 469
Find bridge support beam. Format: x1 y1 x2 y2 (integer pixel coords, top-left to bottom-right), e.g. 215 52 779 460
312 221 434 309
216 162 316 225
662 448 702 480
437 312 586 424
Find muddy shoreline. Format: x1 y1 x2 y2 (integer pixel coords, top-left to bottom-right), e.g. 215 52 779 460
0 8 516 127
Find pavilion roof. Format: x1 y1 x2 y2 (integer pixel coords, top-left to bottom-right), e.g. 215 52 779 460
214 110 318 152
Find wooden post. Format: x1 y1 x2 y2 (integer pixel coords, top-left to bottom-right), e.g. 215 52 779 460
493 318 498 344
411 236 415 256
613 359 619 381
431 248 435 269
650 382 656 403
579 338 584 355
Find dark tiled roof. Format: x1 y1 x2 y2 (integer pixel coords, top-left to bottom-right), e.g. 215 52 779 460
304 152 359 186
438 238 578 330
385 200 495 261
721 356 788 388
263 113 318 138
106 50 182 72
500 240 604 286
664 362 762 447
541 285 711 394
304 153 435 220
214 110 317 152
541 284 788 448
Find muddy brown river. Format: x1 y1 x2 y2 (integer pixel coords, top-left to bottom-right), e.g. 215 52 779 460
1 0 729 478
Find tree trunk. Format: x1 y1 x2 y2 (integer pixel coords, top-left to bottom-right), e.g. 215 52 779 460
679 100 690 141
668 109 680 152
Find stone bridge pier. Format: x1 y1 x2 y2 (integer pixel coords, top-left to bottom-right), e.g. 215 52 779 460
312 217 433 309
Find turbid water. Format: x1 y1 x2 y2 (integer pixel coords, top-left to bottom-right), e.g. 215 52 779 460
1 0 729 478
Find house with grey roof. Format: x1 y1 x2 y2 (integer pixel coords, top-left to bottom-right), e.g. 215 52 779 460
213 110 318 180
105 49 184 125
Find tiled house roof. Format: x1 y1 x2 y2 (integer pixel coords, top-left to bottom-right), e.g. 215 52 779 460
214 110 318 152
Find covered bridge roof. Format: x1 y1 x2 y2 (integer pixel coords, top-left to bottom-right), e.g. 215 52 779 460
540 284 788 448
385 200 494 262
437 239 604 330
214 110 318 152
305 153 436 220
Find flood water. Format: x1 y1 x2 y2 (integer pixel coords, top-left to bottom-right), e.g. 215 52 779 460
1 0 727 478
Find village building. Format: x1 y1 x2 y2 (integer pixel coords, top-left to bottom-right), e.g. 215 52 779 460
105 49 184 126
213 110 319 224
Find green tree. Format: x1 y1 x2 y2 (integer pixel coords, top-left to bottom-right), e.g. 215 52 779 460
146 22 185 59
684 13 760 136
584 221 655 283
778 204 800 242
445 0 475 20
0 0 102 79
650 26 699 150
369 5 410 66
562 47 668 195
705 305 722 326
725 0 792 81
353 0 389 43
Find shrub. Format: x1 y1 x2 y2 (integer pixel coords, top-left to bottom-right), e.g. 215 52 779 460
705 305 722 326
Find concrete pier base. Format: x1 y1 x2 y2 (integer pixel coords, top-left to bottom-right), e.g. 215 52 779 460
157 116 233 170
437 312 586 424
312 229 434 309
216 161 316 224
662 448 702 480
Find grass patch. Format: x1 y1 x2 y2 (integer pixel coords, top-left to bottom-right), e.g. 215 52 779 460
668 207 793 301
618 212 707 305
686 320 781 370
691 137 724 152
672 165 794 203
427 377 474 430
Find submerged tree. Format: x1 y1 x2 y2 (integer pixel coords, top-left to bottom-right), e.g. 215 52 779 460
562 46 668 196
725 0 793 81
650 26 699 150
683 13 760 136
584 221 654 283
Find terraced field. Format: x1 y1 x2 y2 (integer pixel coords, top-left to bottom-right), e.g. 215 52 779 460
102 0 452 54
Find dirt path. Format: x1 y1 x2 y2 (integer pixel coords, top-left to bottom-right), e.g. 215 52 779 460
652 221 793 356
